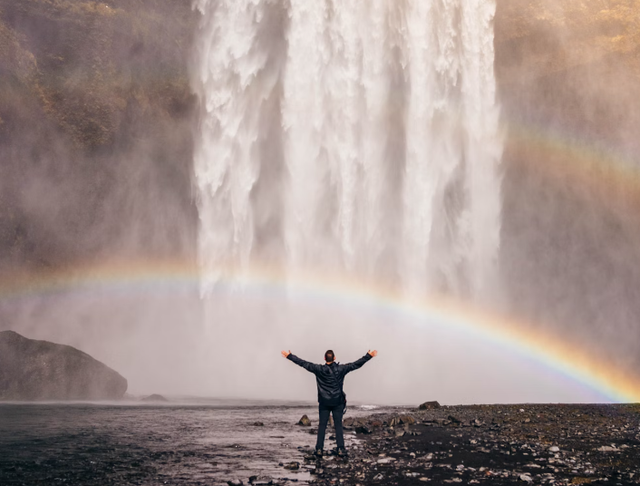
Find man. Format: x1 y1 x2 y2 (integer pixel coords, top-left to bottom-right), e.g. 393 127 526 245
281 348 377 457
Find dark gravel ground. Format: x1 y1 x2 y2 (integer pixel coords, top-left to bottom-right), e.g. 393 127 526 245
297 403 640 486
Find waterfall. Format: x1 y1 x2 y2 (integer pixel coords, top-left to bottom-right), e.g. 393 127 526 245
191 0 502 300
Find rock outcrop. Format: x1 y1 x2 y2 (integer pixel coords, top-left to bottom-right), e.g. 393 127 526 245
0 330 127 400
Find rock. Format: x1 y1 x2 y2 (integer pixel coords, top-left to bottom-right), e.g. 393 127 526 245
355 425 372 434
252 422 265 426
519 474 533 482
0 331 127 400
227 481 243 486
418 401 441 410
597 445 618 452
548 446 560 453
297 415 312 426
141 394 168 402
284 462 300 470
377 457 397 464
400 415 417 425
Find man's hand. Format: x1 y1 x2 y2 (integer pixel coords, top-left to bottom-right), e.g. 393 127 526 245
281 350 291 358
367 350 378 357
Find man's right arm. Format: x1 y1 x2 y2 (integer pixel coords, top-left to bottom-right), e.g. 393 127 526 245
283 352 323 374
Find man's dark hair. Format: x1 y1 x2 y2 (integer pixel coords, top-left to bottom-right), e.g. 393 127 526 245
324 350 335 363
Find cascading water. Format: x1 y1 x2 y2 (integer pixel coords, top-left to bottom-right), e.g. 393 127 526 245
192 0 502 300
188 1 615 406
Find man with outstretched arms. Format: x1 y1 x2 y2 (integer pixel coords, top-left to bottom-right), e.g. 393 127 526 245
281 349 378 457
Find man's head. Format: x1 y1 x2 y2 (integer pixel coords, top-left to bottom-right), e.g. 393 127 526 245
324 350 335 364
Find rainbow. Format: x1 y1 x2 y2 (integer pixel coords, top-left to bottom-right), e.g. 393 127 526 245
1 258 640 403
505 118 640 208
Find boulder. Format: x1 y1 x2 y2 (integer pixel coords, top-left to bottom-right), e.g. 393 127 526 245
141 394 168 402
297 414 312 426
418 401 441 410
400 415 417 425
248 475 273 485
0 331 127 400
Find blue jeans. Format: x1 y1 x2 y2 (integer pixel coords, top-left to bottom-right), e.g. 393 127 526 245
316 403 344 450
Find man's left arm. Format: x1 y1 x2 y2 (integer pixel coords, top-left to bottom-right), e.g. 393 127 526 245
342 350 377 374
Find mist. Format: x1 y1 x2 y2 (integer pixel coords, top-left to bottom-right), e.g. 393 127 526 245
1 0 640 405
496 0 640 377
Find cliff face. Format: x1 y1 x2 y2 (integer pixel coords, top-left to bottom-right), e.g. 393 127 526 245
496 0 640 155
495 0 640 363
1 2 640 366
0 0 197 272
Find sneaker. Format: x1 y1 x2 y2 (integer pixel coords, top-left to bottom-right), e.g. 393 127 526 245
313 448 323 458
337 447 348 458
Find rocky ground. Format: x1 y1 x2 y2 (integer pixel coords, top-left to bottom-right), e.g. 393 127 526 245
265 403 640 486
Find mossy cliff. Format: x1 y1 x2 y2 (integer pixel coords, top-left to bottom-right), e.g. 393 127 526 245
0 0 197 270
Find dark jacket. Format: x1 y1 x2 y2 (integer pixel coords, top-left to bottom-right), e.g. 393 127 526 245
287 353 372 406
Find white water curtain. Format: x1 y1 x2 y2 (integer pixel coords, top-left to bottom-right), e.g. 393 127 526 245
192 0 502 301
